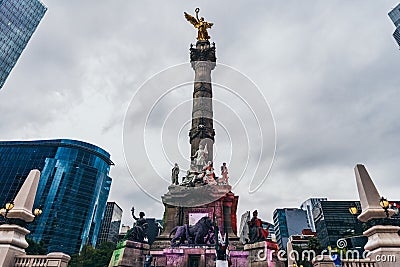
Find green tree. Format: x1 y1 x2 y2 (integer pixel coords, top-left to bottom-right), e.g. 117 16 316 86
25 238 47 255
291 237 323 267
307 236 322 254
69 242 116 267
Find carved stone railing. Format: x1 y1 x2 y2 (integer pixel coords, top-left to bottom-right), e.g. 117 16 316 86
341 259 376 267
313 256 375 267
14 253 70 267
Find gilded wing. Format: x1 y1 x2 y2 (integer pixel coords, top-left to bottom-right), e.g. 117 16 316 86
184 12 198 27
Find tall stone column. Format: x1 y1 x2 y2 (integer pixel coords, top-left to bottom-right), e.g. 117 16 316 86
189 40 216 164
0 170 40 267
354 164 400 267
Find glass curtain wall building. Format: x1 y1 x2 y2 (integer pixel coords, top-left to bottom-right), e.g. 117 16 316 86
273 208 309 251
97 202 123 246
313 200 362 248
300 198 327 232
0 139 113 255
0 0 47 89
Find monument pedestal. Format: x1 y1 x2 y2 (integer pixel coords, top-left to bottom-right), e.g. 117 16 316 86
163 247 216 267
229 250 249 267
0 224 30 267
149 185 247 266
158 185 239 246
244 241 283 267
363 225 400 267
108 240 150 267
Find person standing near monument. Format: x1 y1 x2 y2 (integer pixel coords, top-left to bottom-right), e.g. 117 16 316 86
144 252 153 267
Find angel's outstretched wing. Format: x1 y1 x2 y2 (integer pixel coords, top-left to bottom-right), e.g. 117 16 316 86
184 12 198 27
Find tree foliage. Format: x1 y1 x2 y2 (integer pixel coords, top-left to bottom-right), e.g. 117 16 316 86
291 237 323 267
307 236 322 254
69 242 116 267
25 238 47 255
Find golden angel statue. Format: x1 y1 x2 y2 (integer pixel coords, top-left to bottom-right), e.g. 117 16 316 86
184 8 213 41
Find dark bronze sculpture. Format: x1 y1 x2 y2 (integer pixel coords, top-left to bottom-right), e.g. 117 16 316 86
124 207 148 243
169 216 214 246
247 210 270 243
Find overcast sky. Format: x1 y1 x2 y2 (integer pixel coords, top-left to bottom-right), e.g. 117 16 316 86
0 1 400 226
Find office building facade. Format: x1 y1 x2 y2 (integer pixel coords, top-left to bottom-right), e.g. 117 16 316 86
389 3 400 48
273 208 309 251
0 139 113 255
300 198 327 232
313 200 362 248
97 202 123 246
0 0 47 89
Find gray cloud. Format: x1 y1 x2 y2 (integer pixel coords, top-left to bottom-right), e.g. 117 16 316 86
0 0 399 225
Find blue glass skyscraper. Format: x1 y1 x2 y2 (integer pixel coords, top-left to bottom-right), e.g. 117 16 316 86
0 139 113 255
0 0 47 89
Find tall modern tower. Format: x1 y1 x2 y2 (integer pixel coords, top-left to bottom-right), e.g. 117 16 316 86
0 139 113 255
389 3 400 48
97 202 123 246
0 0 47 89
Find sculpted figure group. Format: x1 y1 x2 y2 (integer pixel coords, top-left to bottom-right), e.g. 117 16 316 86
169 216 215 246
171 144 229 187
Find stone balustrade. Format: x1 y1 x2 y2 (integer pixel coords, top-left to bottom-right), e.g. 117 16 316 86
14 252 70 267
341 259 376 267
312 255 375 267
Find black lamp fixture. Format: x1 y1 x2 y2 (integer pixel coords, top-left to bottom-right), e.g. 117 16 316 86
33 205 43 217
0 201 15 219
0 201 43 226
379 196 390 218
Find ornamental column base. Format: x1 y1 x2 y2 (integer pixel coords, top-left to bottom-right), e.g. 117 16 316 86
363 225 400 267
0 224 30 267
